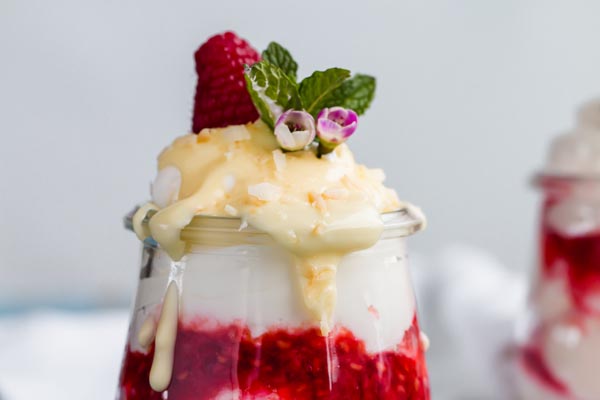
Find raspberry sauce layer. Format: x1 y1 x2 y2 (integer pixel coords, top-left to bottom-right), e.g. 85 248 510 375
519 344 568 396
118 317 429 400
542 211 600 315
515 189 600 398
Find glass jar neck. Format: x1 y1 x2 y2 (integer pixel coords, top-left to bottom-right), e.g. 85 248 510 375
534 173 600 200
124 206 425 248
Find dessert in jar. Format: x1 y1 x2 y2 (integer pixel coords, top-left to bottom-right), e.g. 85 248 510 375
117 32 430 400
516 99 600 400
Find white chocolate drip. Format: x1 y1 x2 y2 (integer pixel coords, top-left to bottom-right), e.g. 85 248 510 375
295 255 340 335
149 281 179 392
138 316 157 349
132 203 159 242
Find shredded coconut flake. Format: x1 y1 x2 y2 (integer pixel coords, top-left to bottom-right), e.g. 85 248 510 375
151 166 182 208
272 149 287 172
224 204 238 216
308 192 327 213
222 126 251 143
287 230 298 241
238 217 248 231
223 174 236 193
311 223 325 236
248 182 282 202
323 188 349 200
341 175 362 190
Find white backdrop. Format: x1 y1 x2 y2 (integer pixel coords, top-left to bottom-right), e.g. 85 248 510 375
2 0 600 306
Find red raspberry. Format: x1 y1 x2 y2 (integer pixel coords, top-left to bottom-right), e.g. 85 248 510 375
192 31 261 132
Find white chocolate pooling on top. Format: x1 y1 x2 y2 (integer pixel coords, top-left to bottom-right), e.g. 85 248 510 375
134 121 403 335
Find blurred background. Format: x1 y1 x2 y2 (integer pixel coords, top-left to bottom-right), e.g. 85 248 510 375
2 0 600 399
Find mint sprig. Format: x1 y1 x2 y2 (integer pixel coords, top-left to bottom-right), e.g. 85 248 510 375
299 68 351 117
321 74 376 116
262 42 298 81
244 60 301 129
245 42 377 131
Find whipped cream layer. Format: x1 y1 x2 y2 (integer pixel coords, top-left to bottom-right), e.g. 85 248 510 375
134 121 405 334
543 317 600 400
523 274 600 400
545 99 600 176
130 239 416 354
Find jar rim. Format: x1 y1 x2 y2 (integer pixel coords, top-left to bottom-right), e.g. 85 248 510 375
124 204 425 244
533 172 600 187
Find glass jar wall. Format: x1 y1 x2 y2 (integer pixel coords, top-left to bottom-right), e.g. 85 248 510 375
117 209 429 400
516 176 600 400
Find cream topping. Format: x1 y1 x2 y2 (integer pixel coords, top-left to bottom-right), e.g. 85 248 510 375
151 166 181 209
545 98 600 176
134 121 403 334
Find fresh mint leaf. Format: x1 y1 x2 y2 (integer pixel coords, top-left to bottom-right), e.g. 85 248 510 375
262 42 298 81
322 74 376 115
298 68 351 117
244 61 301 129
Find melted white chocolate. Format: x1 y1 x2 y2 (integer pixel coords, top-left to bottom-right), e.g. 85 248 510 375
149 281 179 392
295 255 340 335
138 316 157 349
133 121 403 335
132 202 158 241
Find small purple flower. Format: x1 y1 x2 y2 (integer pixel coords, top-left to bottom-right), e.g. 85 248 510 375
274 110 316 151
316 107 358 152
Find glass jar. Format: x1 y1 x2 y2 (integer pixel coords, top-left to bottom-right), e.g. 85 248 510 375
516 175 600 400
117 207 429 400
